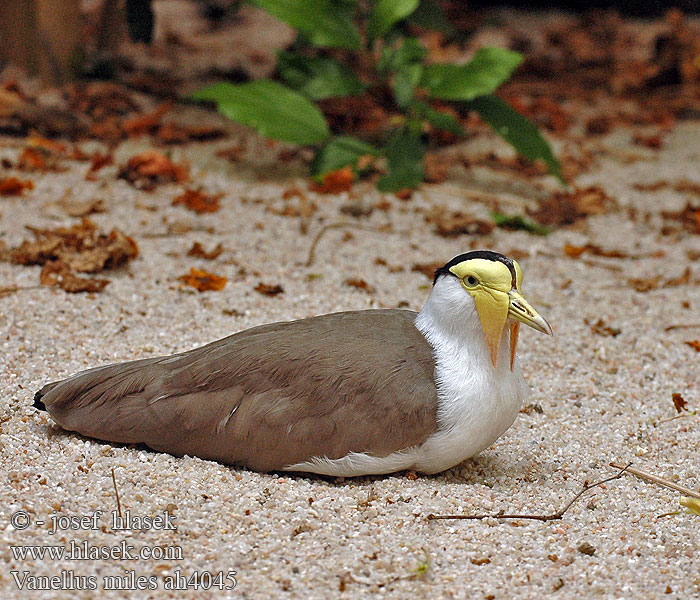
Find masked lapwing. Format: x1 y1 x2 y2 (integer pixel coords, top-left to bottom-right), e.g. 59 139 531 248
33 250 551 477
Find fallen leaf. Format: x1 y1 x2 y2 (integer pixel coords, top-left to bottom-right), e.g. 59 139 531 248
156 122 226 144
684 340 700 352
563 243 630 258
412 262 442 280
0 176 34 195
179 268 227 292
589 318 621 337
85 152 114 179
633 132 664 148
633 180 668 191
424 152 448 183
119 151 189 190
122 102 172 137
424 206 495 237
40 261 109 293
674 180 700 196
173 188 222 214
672 392 688 413
662 202 700 234
254 282 284 296
628 276 661 292
187 242 224 260
10 218 138 273
215 144 246 161
345 278 375 293
310 166 354 194
530 186 615 226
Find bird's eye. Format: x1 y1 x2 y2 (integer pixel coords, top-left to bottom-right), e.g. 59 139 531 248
465 275 478 286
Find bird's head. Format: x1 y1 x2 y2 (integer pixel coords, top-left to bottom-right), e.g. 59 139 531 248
432 251 552 370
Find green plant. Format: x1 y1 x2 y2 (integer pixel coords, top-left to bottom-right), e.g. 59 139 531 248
193 0 561 191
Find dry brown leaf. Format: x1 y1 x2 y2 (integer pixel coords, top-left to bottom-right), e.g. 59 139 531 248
633 133 664 149
424 206 495 237
119 151 189 190
633 180 669 191
179 268 227 292
85 152 114 179
627 275 661 292
122 102 172 137
40 261 110 293
0 176 34 196
254 282 284 296
187 242 224 260
672 392 688 413
684 340 700 352
531 186 615 226
424 152 448 183
412 262 442 280
662 202 700 234
589 318 621 337
674 180 700 196
563 243 630 258
173 188 223 214
156 122 226 145
310 166 354 194
10 218 138 273
215 144 246 162
345 278 375 293
628 266 693 292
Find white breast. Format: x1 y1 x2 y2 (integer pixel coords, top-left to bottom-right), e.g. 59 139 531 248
412 295 528 474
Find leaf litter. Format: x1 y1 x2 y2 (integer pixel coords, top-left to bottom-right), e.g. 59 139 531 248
8 218 138 293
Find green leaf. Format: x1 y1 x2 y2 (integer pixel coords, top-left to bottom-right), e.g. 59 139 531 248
413 101 464 135
193 81 330 146
250 0 361 49
378 37 427 73
277 52 365 100
367 0 420 41
311 136 377 179
393 63 423 108
467 94 562 180
377 127 425 192
406 0 455 35
423 47 523 101
490 212 550 236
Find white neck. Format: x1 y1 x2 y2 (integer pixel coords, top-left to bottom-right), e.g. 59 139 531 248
411 275 528 473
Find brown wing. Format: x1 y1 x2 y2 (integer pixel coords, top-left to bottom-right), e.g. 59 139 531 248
35 310 439 471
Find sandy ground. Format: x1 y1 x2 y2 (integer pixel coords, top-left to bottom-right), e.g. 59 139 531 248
1 99 699 600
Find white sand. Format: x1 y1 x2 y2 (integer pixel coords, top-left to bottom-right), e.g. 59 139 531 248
1 105 699 599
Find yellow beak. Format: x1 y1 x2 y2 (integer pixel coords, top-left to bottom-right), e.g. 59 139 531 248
507 290 552 336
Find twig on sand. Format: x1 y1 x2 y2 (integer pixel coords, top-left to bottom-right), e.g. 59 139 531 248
609 462 700 500
111 467 123 519
427 464 631 522
305 222 390 267
664 323 700 331
0 285 45 297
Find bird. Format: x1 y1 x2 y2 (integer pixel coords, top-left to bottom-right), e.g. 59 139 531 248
33 250 551 477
